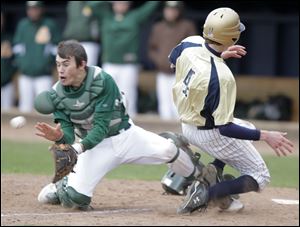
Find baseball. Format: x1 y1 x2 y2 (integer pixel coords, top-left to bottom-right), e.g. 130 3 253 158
10 116 27 129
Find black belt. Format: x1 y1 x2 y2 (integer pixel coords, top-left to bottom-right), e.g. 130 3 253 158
197 126 216 130
111 123 131 136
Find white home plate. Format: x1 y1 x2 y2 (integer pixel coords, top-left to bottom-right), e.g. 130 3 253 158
272 199 299 205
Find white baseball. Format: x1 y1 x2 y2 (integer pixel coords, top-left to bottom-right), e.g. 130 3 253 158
10 116 27 129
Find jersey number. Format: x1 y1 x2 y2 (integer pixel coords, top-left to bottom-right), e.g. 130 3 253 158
182 69 195 97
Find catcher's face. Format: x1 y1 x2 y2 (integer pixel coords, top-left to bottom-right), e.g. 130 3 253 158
56 56 86 87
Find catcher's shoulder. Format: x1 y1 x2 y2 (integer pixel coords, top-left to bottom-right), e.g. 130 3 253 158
34 90 56 114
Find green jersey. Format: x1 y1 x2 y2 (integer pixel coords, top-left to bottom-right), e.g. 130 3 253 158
13 17 61 77
63 1 99 42
48 66 129 150
88 1 160 64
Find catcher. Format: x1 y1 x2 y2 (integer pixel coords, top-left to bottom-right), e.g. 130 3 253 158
34 40 216 211
34 40 251 211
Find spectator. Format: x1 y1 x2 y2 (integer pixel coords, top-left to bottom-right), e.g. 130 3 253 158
1 11 18 111
13 1 61 113
63 1 100 66
148 1 197 120
86 1 161 117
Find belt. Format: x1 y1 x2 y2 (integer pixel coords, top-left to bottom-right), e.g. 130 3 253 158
197 126 216 130
118 123 131 134
111 123 131 136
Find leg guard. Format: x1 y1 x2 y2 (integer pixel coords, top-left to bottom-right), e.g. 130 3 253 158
56 177 92 211
159 131 205 172
161 169 191 195
159 132 205 195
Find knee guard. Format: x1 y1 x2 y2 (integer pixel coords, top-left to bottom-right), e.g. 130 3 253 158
159 131 204 170
159 132 205 195
56 177 91 210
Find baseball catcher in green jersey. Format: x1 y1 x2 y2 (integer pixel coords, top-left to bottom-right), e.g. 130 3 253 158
34 40 215 211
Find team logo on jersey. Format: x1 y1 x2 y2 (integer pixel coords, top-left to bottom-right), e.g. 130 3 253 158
73 100 85 108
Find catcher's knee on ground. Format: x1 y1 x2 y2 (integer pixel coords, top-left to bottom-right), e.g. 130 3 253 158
56 177 91 210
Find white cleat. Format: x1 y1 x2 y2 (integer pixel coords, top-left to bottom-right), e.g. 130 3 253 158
219 198 244 212
37 183 60 204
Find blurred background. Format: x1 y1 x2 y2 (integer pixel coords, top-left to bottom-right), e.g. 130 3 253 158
1 0 299 122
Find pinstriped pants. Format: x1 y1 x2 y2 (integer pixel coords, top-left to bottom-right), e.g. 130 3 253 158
181 119 270 190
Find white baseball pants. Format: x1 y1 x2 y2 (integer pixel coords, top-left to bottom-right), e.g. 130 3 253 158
102 63 139 117
18 74 53 113
156 72 179 120
1 82 15 111
68 122 195 197
80 42 100 66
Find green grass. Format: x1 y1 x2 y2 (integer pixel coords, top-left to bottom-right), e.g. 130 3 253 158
1 140 54 174
1 139 299 188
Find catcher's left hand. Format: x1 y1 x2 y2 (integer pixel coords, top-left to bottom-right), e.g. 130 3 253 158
49 144 78 183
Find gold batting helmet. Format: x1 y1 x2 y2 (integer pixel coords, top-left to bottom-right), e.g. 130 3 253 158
203 7 245 46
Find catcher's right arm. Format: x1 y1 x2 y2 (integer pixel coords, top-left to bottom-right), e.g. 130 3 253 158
49 144 78 183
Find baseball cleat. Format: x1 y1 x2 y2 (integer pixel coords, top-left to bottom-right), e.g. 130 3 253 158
38 183 60 205
219 198 244 212
177 180 209 214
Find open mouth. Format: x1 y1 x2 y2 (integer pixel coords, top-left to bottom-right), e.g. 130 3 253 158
59 76 66 82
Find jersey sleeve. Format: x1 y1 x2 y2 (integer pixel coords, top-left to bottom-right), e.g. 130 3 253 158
131 1 161 25
218 123 261 141
86 1 111 22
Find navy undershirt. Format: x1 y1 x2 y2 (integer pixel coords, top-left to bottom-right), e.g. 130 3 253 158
218 123 261 141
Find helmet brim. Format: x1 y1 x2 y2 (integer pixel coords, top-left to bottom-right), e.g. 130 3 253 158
240 22 246 32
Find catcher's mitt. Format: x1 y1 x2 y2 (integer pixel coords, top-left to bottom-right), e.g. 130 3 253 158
49 144 78 183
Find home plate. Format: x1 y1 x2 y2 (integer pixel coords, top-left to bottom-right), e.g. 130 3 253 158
272 199 299 205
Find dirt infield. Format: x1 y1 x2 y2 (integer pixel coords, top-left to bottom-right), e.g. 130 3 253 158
1 174 299 226
1 112 299 225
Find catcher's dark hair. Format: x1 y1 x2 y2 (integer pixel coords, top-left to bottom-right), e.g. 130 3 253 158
57 40 88 68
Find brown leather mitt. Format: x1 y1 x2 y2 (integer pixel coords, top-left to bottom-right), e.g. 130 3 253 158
49 144 78 183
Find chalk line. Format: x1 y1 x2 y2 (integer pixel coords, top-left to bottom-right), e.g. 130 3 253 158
1 208 152 218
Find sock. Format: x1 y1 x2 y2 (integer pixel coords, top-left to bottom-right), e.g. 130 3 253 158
208 175 259 201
